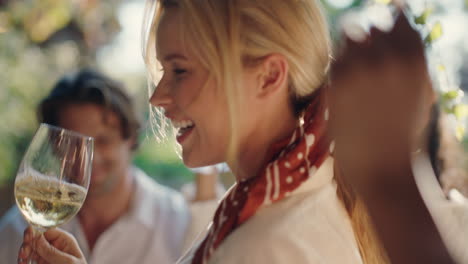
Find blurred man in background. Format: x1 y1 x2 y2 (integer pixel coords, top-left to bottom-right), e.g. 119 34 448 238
0 69 220 264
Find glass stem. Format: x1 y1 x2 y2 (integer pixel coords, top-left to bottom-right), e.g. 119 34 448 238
28 227 43 264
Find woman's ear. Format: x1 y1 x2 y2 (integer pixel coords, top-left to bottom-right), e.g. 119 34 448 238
256 54 289 98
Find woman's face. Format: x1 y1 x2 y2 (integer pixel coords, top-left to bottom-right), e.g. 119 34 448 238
151 9 235 167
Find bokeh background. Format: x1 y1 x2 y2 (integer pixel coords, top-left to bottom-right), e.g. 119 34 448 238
1 0 468 218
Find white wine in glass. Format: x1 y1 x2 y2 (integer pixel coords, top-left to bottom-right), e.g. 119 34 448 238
14 123 93 263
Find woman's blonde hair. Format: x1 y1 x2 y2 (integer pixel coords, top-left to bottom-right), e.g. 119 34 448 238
142 0 388 262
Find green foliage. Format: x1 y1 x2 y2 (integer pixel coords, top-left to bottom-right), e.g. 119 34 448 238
454 104 468 121
415 8 434 25
424 22 443 44
133 134 193 189
21 0 72 43
374 0 391 4
440 89 467 141
0 1 121 187
410 4 466 142
442 90 464 102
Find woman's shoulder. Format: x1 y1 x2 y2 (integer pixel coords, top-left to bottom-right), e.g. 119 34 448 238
209 179 362 264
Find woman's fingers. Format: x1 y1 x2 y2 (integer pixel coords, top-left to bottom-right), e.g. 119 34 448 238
18 227 34 263
23 226 34 244
35 232 77 264
18 237 44 264
19 241 31 257
17 243 31 263
43 228 84 258
18 227 85 264
36 230 81 264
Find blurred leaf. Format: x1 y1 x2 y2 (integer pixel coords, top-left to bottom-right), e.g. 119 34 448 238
437 64 446 72
374 0 391 4
25 1 72 43
415 7 434 25
424 22 443 44
442 90 464 101
456 124 466 141
454 104 468 121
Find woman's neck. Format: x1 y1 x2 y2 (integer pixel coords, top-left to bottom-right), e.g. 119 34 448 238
230 107 299 182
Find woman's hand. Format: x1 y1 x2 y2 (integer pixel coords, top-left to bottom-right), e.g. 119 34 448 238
18 227 87 264
329 11 434 196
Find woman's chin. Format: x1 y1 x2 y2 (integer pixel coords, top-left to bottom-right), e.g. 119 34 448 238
182 153 220 169
183 159 210 169
181 152 201 168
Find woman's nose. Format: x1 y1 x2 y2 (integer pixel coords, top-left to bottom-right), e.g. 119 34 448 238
149 81 173 109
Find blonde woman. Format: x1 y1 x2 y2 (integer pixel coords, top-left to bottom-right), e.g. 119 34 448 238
17 0 458 263
143 0 387 263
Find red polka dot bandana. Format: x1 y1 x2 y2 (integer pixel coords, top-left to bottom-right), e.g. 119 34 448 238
192 88 333 264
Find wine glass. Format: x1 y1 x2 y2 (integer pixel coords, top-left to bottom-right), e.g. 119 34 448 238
14 123 93 263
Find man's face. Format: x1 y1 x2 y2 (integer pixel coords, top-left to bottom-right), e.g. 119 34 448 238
58 103 134 196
